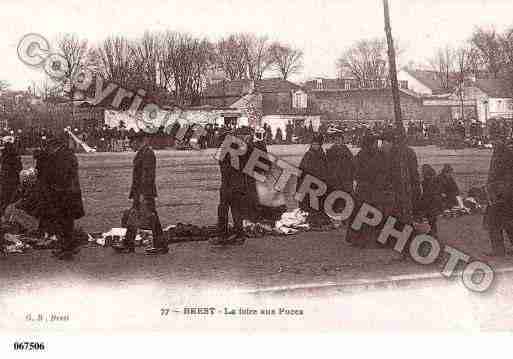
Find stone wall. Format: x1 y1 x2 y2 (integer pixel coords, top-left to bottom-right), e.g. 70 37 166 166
310 89 424 123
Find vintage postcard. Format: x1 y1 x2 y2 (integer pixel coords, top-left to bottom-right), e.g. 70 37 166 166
2 0 513 354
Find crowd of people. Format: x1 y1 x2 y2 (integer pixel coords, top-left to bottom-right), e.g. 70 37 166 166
2 117 513 260
0 116 496 155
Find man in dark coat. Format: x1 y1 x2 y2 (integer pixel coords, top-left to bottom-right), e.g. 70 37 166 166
212 128 253 245
325 135 354 223
45 136 85 260
385 135 421 227
378 128 421 255
346 131 388 247
297 133 331 227
121 131 168 255
485 137 513 256
0 139 22 215
326 135 354 194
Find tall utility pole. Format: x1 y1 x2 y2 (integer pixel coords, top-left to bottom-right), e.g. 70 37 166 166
383 0 405 137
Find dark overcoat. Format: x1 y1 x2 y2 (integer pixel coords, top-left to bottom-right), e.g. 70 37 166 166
129 145 158 199
46 145 85 220
297 147 328 212
325 143 354 194
485 140 513 228
0 145 22 209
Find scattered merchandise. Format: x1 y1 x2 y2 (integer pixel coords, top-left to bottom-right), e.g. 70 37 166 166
2 203 39 233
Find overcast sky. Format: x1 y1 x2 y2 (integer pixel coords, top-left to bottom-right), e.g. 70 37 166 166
2 0 513 90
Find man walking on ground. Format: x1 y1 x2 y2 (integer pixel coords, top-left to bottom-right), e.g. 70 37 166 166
120 131 168 255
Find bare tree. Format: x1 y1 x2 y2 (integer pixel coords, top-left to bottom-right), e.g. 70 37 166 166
454 45 479 121
500 28 513 84
131 31 164 92
215 34 248 80
429 45 455 90
269 42 303 80
160 32 213 105
55 33 88 97
470 27 504 78
30 80 62 100
336 38 388 85
95 35 137 89
0 80 9 92
240 34 273 80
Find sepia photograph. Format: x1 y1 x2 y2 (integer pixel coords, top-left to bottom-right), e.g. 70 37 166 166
2 0 513 354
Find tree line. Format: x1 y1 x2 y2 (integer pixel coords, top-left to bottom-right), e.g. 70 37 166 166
336 25 513 92
43 32 304 106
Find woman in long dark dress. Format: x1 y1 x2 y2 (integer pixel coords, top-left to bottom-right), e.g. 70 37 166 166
438 164 460 209
0 141 22 215
346 132 389 247
297 133 331 227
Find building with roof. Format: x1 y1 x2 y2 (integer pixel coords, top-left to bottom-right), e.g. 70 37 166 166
305 74 479 132
396 69 458 95
201 78 321 136
454 78 513 123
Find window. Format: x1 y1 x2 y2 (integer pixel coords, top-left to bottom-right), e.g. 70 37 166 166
316 79 323 90
344 81 350 90
497 100 503 112
293 91 307 109
400 80 408 89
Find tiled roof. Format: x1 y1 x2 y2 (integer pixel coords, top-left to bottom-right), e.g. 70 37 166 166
404 69 457 94
203 78 303 98
474 78 513 98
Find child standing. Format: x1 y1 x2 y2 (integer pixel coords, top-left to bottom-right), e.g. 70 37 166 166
419 164 443 237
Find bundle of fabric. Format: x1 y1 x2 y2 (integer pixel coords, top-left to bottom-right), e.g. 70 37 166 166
3 233 31 254
442 195 484 218
165 223 218 243
27 234 59 250
99 227 152 247
2 203 39 233
274 209 310 235
243 220 276 238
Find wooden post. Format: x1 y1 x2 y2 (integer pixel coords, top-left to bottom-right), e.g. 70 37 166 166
383 0 405 138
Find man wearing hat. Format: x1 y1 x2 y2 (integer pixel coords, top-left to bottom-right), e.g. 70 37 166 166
485 132 513 256
46 135 85 260
297 132 331 227
122 130 168 255
211 127 252 245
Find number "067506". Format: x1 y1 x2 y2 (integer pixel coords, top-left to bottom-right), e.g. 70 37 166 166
13 342 46 351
